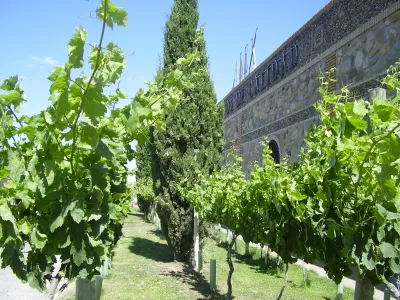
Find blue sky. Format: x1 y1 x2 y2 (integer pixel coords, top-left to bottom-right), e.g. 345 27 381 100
0 0 328 116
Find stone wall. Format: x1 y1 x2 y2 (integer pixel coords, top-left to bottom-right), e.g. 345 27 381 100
223 0 400 175
336 10 400 88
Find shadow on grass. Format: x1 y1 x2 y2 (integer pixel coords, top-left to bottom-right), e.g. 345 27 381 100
163 263 228 300
148 229 166 240
129 237 173 262
128 212 145 218
216 241 283 277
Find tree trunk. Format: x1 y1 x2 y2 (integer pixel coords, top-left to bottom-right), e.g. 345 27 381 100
226 234 236 300
276 262 289 300
354 268 374 300
47 273 61 300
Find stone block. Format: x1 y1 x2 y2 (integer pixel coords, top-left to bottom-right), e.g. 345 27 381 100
291 128 299 140
340 58 352 74
354 50 365 70
348 67 357 80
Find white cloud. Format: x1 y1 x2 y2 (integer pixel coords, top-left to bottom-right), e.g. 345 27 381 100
24 63 34 69
31 56 60 66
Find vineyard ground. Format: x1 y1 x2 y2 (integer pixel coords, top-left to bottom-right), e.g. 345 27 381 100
86 208 354 299
219 226 392 300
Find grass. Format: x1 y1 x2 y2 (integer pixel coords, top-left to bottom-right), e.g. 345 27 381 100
97 208 354 299
100 210 217 299
201 233 354 300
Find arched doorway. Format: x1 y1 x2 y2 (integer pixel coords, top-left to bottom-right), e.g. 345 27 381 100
268 140 280 164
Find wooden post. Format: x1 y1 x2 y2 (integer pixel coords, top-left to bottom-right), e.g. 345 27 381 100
368 87 386 102
194 209 200 271
210 259 216 291
156 214 161 230
94 276 103 300
301 260 308 286
152 203 157 224
199 249 203 272
264 245 268 264
226 228 230 242
335 280 343 299
354 268 374 300
384 287 391 300
76 278 95 300
102 257 109 277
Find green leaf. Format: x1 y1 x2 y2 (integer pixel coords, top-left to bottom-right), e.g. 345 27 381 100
16 125 36 141
87 234 103 247
377 226 385 242
59 235 71 248
389 258 400 273
0 169 10 181
1 76 18 91
95 140 113 159
48 66 69 93
68 27 87 68
71 207 85 224
27 271 44 291
97 1 128 29
17 219 32 235
82 100 107 124
50 215 64 233
132 100 151 119
55 89 69 119
71 242 86 266
48 67 63 82
44 160 56 186
289 189 306 201
379 242 398 258
0 90 22 106
374 104 393 122
6 150 24 183
16 190 34 208
44 111 55 125
362 252 376 271
31 229 47 249
87 211 102 221
81 123 99 149
0 203 14 222
353 100 368 117
347 117 367 130
126 114 139 135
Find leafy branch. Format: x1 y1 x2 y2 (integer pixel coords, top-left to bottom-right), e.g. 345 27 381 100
70 0 108 179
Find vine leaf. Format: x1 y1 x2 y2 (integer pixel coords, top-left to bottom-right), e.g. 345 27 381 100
379 242 398 258
68 27 87 68
97 0 128 29
0 75 18 91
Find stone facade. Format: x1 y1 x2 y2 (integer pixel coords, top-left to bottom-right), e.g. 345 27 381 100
336 10 400 88
223 0 400 175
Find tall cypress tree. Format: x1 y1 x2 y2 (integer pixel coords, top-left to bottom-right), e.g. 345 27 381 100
152 0 224 262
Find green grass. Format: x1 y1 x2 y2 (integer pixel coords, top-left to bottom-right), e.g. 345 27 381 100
201 232 354 300
98 209 354 299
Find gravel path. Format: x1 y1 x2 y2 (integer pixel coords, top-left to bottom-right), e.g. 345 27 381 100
0 267 45 300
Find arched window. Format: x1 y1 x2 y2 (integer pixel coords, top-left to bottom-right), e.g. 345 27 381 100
268 140 280 164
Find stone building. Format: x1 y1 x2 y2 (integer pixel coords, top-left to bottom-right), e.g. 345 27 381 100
222 0 400 174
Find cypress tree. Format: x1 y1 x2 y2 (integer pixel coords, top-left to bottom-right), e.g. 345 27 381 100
152 0 224 262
